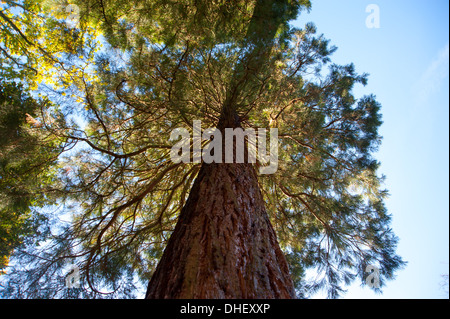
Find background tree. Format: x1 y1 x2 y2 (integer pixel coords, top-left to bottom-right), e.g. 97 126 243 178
0 0 405 298
0 79 63 273
0 0 100 85
0 0 94 288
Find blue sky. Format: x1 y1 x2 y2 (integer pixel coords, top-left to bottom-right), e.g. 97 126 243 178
293 0 449 299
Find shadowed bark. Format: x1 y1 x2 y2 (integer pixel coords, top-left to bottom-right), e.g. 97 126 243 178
145 162 295 299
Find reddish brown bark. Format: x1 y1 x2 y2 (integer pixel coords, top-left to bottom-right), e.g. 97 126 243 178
145 161 295 299
146 113 295 298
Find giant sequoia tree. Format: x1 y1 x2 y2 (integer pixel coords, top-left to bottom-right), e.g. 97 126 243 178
0 0 405 299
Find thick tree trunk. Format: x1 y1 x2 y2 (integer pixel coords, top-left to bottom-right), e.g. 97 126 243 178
146 113 295 299
145 161 295 299
146 0 299 300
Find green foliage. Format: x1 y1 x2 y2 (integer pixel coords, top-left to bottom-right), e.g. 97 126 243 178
0 0 101 90
0 80 61 272
73 0 310 50
0 0 405 299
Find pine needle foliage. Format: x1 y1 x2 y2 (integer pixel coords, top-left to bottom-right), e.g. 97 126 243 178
0 0 405 298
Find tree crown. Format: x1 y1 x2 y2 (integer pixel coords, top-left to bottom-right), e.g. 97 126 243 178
0 0 405 299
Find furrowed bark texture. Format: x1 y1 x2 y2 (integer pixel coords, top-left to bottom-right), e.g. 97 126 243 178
145 161 295 299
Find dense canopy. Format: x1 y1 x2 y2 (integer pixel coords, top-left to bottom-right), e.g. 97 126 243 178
0 0 405 298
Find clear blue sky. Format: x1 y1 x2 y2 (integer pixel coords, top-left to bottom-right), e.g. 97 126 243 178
292 0 449 299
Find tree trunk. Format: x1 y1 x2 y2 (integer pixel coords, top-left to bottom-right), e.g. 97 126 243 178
146 0 299 299
145 161 295 299
146 113 295 299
